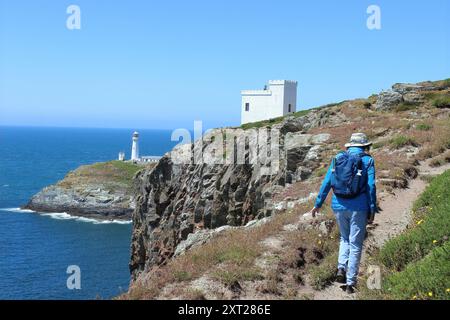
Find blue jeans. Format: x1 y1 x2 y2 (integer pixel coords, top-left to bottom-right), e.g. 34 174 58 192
335 211 368 286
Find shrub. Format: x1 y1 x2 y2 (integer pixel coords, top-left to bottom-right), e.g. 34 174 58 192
432 95 450 108
429 151 450 167
173 270 193 282
372 140 387 150
440 78 450 89
390 135 418 149
416 123 432 131
314 166 328 177
395 102 418 112
240 116 285 130
308 251 339 290
212 266 263 286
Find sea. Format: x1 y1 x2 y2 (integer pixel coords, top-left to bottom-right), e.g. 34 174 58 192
0 126 179 299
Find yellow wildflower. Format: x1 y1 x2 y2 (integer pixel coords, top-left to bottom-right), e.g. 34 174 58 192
412 295 417 300
446 288 450 293
416 219 424 225
433 240 438 244
428 292 433 297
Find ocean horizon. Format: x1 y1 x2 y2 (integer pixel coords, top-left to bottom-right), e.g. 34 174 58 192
0 126 178 299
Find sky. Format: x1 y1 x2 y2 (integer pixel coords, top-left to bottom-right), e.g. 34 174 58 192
0 0 449 130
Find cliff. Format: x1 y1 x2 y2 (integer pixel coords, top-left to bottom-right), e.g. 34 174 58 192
25 161 150 220
125 78 450 299
129 111 341 276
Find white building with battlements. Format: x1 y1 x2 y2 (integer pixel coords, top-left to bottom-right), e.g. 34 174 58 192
241 80 297 125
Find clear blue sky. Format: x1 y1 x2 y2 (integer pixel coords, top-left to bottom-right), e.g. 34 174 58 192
1 0 449 130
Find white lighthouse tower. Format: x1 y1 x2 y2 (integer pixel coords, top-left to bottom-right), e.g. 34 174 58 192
131 131 140 161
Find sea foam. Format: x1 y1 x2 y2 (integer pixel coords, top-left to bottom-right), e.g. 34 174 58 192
1 208 132 224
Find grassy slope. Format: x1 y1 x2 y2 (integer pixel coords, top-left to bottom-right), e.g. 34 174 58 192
238 102 347 130
366 170 450 300
57 161 144 190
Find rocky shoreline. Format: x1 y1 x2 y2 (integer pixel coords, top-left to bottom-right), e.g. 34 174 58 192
24 161 147 221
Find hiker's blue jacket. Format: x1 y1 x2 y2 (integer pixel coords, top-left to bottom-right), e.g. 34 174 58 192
314 147 377 214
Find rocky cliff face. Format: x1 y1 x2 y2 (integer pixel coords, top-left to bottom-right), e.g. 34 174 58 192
25 161 145 220
129 109 342 279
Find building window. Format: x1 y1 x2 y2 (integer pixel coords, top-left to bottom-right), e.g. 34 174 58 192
288 104 292 112
245 103 250 111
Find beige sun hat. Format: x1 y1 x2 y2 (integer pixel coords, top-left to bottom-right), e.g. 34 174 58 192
344 133 373 148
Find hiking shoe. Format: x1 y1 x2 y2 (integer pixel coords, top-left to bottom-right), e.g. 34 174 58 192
336 268 346 284
346 285 355 294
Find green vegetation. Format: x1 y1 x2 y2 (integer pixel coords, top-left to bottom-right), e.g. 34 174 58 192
239 99 348 130
423 91 450 108
439 78 450 89
432 95 450 108
372 140 388 150
212 267 263 286
173 270 193 282
416 118 450 160
291 109 312 118
373 170 450 299
416 123 432 131
239 101 348 130
429 151 450 168
395 102 418 112
313 166 328 177
58 160 144 190
308 252 339 290
383 242 450 300
363 101 372 108
240 115 285 130
239 108 313 130
89 161 143 184
390 135 418 149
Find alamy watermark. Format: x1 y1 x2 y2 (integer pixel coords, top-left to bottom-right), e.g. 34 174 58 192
366 265 382 290
66 265 81 290
66 5 81 30
367 5 381 30
170 121 281 175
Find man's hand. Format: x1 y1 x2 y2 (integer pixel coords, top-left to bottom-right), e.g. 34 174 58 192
311 207 320 218
368 212 375 224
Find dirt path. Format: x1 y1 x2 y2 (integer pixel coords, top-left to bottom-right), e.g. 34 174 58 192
311 160 450 300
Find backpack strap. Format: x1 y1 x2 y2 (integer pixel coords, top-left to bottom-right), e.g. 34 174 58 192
332 151 347 173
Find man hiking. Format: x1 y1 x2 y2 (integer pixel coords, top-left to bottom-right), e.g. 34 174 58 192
311 133 377 294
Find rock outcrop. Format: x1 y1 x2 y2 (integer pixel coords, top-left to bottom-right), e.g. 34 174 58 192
130 109 335 279
25 161 145 220
374 90 403 110
375 80 450 110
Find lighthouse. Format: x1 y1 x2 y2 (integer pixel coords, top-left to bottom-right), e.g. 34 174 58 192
131 131 139 161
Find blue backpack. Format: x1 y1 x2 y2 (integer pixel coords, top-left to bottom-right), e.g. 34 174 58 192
331 151 370 198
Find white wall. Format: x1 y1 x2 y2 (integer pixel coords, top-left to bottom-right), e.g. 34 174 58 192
241 80 297 125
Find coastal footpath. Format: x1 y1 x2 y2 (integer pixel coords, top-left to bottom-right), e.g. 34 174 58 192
25 161 149 220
